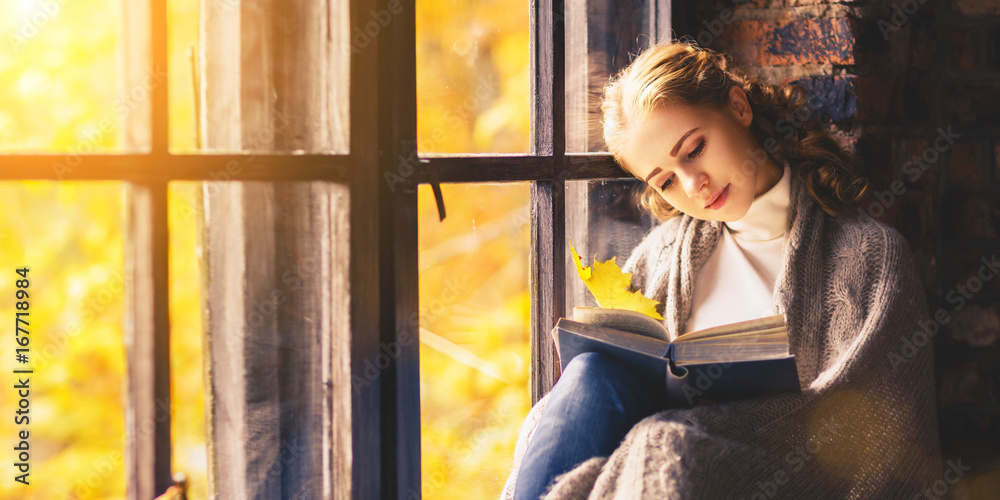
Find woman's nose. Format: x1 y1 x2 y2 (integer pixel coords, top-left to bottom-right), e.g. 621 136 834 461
679 169 709 200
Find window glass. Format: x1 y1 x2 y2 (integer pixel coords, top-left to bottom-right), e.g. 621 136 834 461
168 182 208 499
564 179 656 313
0 0 125 152
416 0 529 154
174 0 349 153
419 182 531 499
564 0 656 154
168 0 198 152
0 181 127 498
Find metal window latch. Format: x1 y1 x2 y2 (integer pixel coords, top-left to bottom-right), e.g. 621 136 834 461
398 140 445 221
426 159 446 222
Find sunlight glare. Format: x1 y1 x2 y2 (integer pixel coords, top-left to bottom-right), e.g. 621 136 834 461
15 0 45 18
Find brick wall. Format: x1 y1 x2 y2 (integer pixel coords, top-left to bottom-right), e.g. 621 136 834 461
674 0 1000 497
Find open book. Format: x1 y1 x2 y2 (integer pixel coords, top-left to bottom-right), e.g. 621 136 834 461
551 307 801 406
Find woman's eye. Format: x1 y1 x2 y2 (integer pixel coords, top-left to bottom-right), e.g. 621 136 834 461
687 139 706 160
659 174 674 191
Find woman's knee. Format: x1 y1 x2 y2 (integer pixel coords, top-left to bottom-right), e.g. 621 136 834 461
557 352 655 417
561 352 620 384
559 352 641 397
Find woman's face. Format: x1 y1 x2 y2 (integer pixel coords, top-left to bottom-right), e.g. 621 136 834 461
619 86 782 222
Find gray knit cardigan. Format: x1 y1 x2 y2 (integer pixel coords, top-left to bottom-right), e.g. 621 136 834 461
501 171 943 499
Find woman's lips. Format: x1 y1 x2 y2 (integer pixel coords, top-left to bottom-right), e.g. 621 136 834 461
705 184 730 210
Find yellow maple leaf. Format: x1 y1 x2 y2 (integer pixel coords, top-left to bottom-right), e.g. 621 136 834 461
569 240 664 320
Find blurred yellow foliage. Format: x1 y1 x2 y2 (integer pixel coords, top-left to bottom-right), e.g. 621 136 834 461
416 0 532 498
418 183 531 500
416 0 529 154
0 0 207 498
0 182 128 500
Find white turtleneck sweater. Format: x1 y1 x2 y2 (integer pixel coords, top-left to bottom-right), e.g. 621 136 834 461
684 163 792 333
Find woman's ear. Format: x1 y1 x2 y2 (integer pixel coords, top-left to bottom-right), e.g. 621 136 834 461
728 86 753 127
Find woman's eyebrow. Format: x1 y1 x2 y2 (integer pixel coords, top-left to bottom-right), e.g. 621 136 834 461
671 127 699 157
644 167 662 183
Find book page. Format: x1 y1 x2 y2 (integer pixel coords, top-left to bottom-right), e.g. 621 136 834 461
674 314 785 342
679 326 787 344
572 306 670 341
672 339 790 364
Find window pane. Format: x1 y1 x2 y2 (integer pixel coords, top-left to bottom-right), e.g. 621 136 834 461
565 179 656 312
168 182 208 499
565 0 659 153
191 0 349 154
0 182 126 498
419 183 530 499
0 0 126 152
168 0 198 152
416 1 529 154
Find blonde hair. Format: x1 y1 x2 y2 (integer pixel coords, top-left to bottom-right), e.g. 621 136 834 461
601 39 869 221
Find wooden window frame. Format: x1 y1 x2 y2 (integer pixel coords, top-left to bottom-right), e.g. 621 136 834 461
1 0 667 498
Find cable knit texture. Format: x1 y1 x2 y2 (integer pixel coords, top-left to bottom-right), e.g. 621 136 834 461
500 170 943 499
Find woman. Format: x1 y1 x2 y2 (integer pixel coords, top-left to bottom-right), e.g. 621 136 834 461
503 40 942 499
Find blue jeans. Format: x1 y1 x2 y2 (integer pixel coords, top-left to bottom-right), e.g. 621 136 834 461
513 352 668 500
